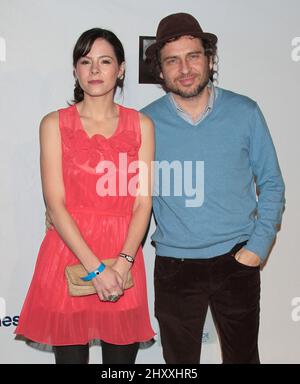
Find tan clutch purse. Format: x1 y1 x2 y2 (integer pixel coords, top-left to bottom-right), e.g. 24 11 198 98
65 258 134 296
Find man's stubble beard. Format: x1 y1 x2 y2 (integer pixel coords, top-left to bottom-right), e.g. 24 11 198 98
163 67 211 98
168 78 210 98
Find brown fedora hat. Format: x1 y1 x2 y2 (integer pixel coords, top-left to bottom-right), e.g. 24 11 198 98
145 12 217 58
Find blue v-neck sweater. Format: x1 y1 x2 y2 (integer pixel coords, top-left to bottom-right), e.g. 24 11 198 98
141 88 285 261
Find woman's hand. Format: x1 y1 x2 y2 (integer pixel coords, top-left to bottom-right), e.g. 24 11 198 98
92 266 124 302
111 257 133 290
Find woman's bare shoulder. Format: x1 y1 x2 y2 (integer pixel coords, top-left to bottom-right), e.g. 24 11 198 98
39 111 60 134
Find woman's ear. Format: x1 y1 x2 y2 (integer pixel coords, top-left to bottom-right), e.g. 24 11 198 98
118 62 125 79
73 68 77 80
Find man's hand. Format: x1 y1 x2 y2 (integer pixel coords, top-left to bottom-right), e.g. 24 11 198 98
234 248 261 267
45 210 54 232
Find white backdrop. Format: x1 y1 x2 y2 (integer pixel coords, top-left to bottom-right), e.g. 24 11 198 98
1 0 299 364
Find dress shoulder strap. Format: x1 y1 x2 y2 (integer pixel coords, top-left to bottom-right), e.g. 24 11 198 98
57 105 79 146
120 106 141 150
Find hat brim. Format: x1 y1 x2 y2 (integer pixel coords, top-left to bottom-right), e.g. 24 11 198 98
145 32 218 59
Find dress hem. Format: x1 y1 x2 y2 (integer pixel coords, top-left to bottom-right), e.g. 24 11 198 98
15 332 156 352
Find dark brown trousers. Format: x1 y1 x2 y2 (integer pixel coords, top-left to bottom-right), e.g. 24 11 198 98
154 242 260 364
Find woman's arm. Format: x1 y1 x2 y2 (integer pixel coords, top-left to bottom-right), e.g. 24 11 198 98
40 111 123 300
112 113 155 286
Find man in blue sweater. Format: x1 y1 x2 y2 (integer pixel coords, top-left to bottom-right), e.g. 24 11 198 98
142 12 285 364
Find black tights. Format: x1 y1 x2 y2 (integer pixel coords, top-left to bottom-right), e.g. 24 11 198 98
53 341 139 364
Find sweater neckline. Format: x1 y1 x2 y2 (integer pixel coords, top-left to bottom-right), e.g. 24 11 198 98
165 87 223 127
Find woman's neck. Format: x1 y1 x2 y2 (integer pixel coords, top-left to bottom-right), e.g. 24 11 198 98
78 94 118 120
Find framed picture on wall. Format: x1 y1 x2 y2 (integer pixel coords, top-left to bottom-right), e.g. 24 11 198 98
139 36 159 84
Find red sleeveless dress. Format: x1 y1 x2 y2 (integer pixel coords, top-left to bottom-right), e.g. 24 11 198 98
15 104 155 346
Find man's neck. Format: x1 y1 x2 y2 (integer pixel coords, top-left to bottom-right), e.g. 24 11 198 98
171 86 211 122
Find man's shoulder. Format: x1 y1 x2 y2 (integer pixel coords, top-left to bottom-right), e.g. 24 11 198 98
218 87 257 111
140 94 169 116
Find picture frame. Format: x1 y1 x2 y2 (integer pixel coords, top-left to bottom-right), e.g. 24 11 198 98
138 36 159 84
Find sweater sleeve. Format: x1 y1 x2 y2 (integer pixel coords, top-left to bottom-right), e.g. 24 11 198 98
244 103 285 261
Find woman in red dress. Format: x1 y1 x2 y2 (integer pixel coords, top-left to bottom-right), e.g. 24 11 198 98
15 28 155 364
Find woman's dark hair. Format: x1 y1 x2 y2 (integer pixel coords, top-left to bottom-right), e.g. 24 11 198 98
72 28 125 103
150 36 218 88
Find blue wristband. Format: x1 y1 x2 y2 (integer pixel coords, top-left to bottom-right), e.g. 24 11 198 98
81 263 106 281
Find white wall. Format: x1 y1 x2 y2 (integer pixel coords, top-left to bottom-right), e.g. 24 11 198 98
0 0 299 363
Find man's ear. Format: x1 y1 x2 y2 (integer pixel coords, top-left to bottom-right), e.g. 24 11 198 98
209 57 213 71
159 71 164 80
